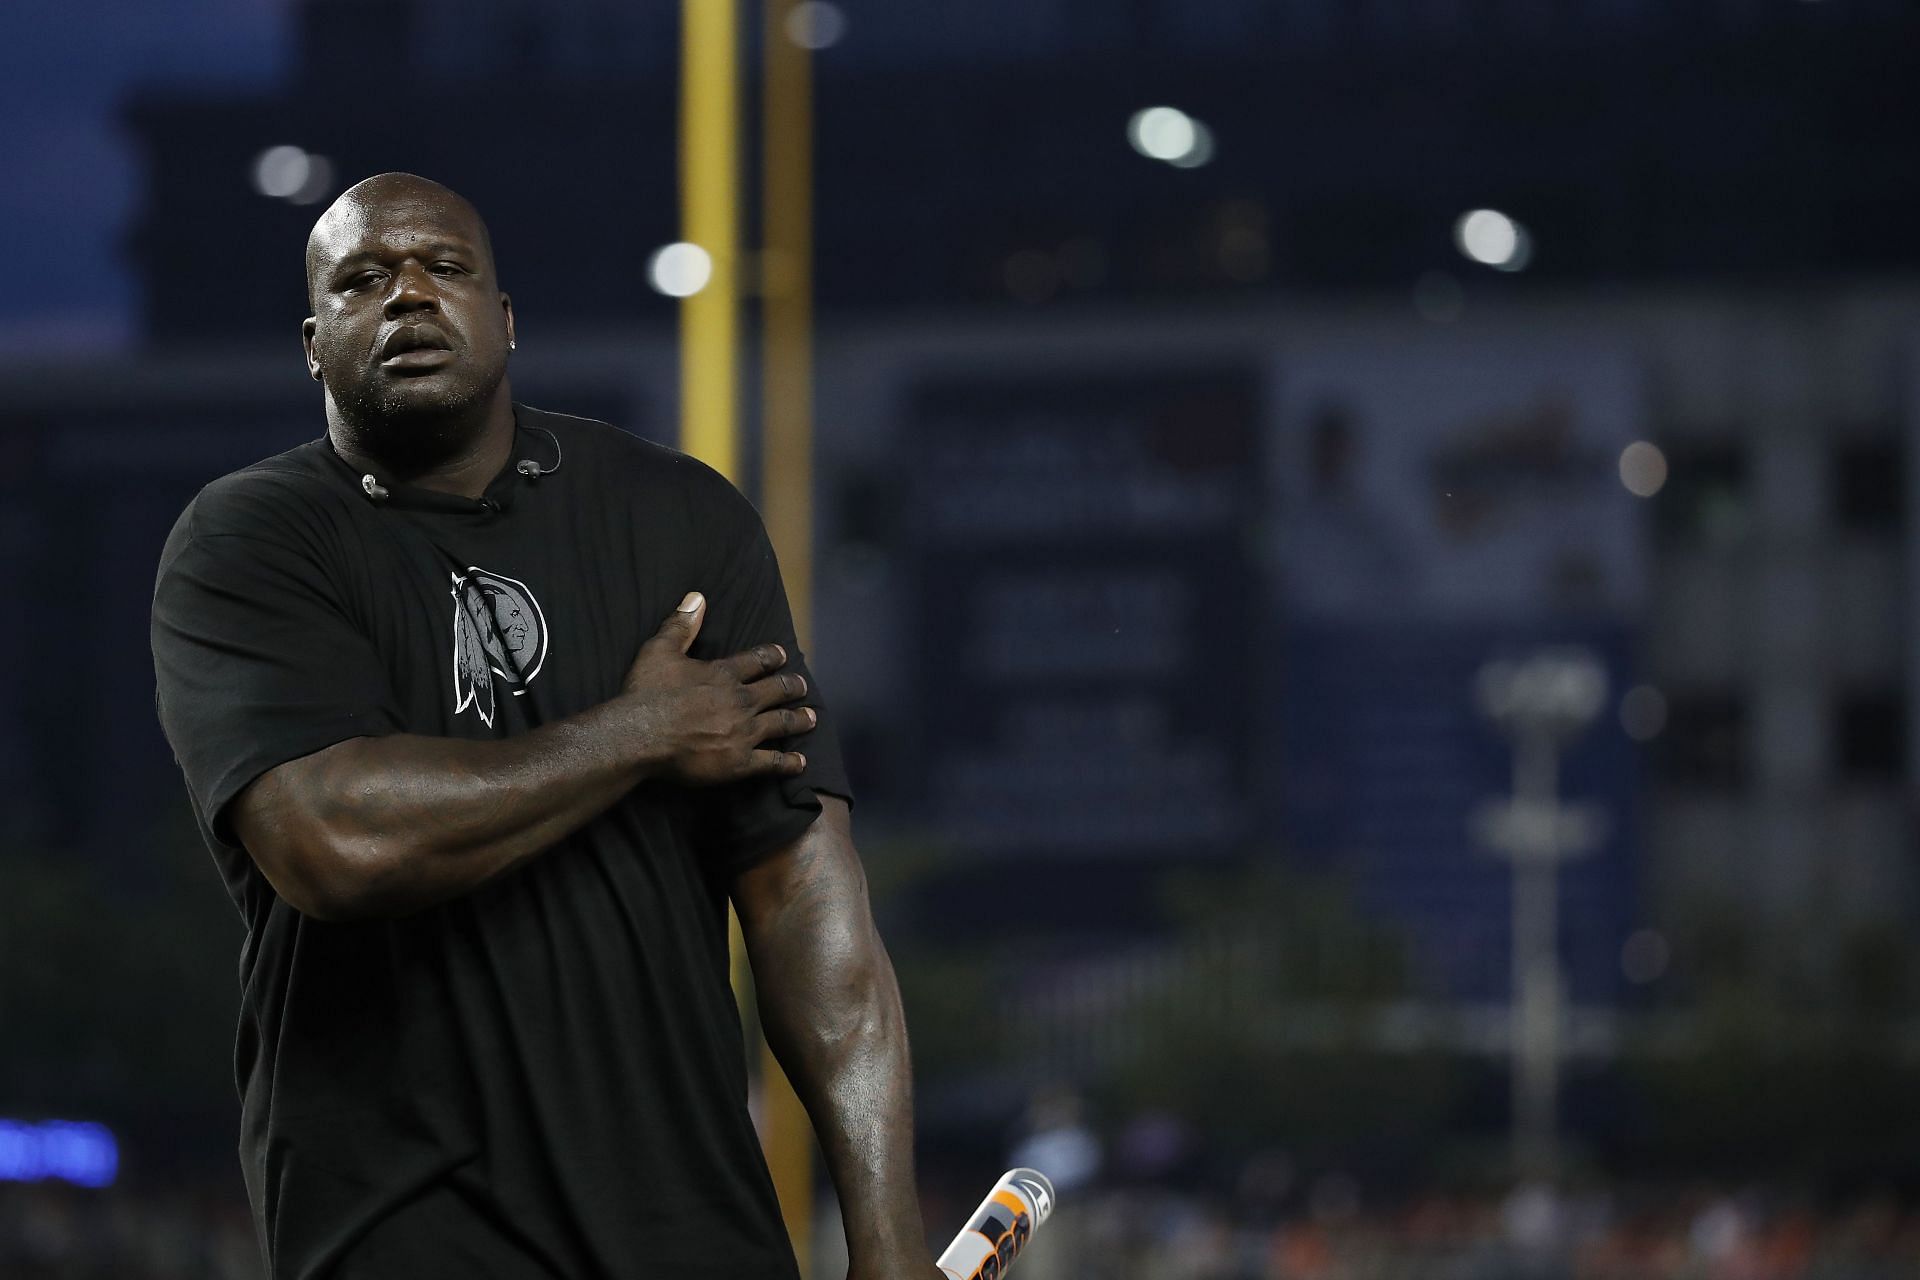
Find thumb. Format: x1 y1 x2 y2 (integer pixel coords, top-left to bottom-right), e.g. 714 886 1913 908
656 591 705 653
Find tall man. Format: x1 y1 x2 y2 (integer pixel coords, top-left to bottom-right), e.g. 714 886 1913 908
151 173 938 1280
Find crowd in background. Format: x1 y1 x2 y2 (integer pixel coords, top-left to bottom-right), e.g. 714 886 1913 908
12 1170 1920 1279
1003 1182 1920 1280
0 1179 258 1280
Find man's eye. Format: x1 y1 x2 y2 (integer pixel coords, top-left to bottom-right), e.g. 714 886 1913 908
343 271 384 292
430 262 464 276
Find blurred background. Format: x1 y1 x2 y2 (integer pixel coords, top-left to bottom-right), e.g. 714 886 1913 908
4 0 1920 1276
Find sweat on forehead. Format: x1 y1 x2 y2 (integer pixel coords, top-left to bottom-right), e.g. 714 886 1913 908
305 172 496 301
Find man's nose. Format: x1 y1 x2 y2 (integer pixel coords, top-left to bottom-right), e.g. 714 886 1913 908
382 263 439 316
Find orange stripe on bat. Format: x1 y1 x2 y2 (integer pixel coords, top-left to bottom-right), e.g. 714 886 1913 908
962 1229 998 1278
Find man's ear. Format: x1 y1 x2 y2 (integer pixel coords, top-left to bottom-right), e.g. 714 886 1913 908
301 317 321 382
502 294 516 352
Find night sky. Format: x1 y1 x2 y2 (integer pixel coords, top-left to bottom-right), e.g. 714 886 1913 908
1 0 291 354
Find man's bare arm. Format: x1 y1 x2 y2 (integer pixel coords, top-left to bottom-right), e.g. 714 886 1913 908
231 592 814 922
733 795 940 1280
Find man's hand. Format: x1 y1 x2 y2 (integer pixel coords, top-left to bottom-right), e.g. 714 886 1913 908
620 591 816 785
224 589 814 921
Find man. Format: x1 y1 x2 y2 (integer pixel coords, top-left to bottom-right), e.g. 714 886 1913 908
150 172 938 1280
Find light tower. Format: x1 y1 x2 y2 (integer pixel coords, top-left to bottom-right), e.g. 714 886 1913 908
1474 648 1609 1179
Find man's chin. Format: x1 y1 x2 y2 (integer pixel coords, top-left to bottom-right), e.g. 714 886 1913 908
331 371 503 469
350 369 494 419
372 368 468 404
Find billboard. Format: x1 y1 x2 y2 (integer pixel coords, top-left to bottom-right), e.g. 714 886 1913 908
1270 330 1649 1000
903 367 1264 864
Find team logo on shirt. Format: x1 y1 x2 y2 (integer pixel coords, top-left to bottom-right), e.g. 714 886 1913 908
451 566 548 726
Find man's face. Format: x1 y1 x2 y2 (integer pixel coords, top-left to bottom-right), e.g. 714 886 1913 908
491 593 530 650
302 190 514 457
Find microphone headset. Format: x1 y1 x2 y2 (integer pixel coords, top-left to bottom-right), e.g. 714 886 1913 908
516 425 563 479
359 425 563 503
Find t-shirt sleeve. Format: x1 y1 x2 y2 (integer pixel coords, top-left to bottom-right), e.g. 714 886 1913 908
686 479 853 877
151 512 405 845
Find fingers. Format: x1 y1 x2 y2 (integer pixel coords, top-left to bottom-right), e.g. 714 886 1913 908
745 748 808 778
744 669 808 712
749 705 817 744
716 642 789 683
650 592 706 654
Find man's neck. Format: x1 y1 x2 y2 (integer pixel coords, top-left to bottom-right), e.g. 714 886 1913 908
328 388 517 500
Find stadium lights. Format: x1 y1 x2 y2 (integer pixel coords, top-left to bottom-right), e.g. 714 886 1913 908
1474 647 1609 1180
1454 208 1532 271
1127 106 1215 169
251 145 335 205
1617 441 1668 498
784 1 847 49
647 242 714 297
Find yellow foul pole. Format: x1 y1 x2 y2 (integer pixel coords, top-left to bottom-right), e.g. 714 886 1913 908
759 0 819 1269
680 0 740 478
762 0 815 640
684 0 820 1269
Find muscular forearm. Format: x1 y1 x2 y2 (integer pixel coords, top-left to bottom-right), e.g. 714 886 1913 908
736 801 931 1276
232 594 813 923
236 697 648 921
764 941 923 1270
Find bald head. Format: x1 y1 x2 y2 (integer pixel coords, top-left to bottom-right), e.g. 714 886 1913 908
300 171 516 460
305 173 497 310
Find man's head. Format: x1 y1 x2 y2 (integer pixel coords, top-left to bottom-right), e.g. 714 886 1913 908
302 173 515 468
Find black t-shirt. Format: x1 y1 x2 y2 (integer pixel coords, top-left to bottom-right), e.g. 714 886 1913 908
150 405 849 1280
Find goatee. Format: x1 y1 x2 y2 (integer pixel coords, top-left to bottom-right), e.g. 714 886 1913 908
329 370 502 474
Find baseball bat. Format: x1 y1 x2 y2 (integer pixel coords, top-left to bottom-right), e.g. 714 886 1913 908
935 1168 1056 1280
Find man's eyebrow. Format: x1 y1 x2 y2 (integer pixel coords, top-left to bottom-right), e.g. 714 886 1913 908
327 241 478 276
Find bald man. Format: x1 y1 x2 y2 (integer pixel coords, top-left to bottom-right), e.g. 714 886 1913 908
152 174 939 1280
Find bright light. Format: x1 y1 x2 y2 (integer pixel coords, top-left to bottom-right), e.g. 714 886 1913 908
1454 208 1532 271
785 1 847 49
1128 107 1212 166
288 154 335 205
1167 121 1215 168
0 1120 118 1187
648 243 714 297
1476 650 1608 735
252 146 335 205
253 145 312 199
1618 441 1668 498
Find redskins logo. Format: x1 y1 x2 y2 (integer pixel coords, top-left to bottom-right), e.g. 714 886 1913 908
450 567 548 726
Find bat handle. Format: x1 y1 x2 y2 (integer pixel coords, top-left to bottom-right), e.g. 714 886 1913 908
936 1168 1057 1280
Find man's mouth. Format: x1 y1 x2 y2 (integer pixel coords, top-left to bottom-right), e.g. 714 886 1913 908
380 348 455 371
378 325 455 369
